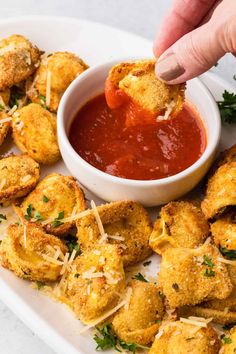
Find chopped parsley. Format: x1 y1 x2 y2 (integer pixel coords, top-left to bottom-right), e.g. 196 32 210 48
220 247 236 260
204 269 215 277
42 195 49 203
202 255 215 268
217 90 236 124
143 260 151 267
222 336 232 344
38 94 46 102
52 211 64 227
24 204 34 220
132 273 148 283
172 283 180 292
93 324 148 353
38 94 47 109
0 214 7 223
9 86 25 108
36 281 45 290
65 235 81 258
74 273 80 278
34 210 43 221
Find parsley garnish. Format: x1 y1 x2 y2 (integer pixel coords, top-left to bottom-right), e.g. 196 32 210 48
39 94 46 102
36 281 45 290
217 90 236 124
34 210 43 221
132 273 148 283
0 214 7 223
38 94 47 109
93 324 148 353
202 255 215 268
43 195 49 203
222 336 232 344
172 283 180 292
52 211 64 227
74 273 80 278
143 260 151 267
24 204 34 220
204 269 215 277
220 247 236 260
65 235 81 258
9 86 25 108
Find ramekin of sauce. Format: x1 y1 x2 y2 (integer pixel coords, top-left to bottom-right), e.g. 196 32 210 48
57 59 221 206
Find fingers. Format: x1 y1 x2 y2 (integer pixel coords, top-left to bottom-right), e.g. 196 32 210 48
155 22 225 84
153 0 217 57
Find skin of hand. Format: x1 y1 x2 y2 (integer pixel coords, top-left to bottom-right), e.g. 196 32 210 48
153 0 236 84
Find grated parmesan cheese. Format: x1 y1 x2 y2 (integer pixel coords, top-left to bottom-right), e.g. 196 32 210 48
0 178 6 190
41 209 92 226
124 287 133 310
108 234 125 241
23 224 27 248
0 117 12 125
20 174 32 183
7 105 18 116
180 317 212 328
90 200 105 238
157 100 176 122
42 254 64 265
218 257 236 266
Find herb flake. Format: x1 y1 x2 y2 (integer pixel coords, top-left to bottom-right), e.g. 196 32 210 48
24 204 34 220
220 247 236 260
132 272 148 283
52 211 64 227
43 195 49 203
217 90 236 124
143 260 151 267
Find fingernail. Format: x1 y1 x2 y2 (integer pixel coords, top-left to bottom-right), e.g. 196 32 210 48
156 52 185 82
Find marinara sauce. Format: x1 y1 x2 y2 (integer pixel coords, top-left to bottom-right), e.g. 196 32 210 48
69 90 206 181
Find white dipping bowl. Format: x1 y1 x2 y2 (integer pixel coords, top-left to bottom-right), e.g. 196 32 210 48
57 59 221 207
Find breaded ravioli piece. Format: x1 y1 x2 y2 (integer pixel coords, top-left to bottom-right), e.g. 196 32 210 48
0 154 40 203
107 59 185 117
76 201 152 267
65 244 125 324
0 223 67 282
211 213 236 253
27 52 88 112
159 243 232 308
148 321 220 354
12 103 60 164
14 173 85 236
178 287 236 325
223 326 236 353
0 34 40 90
149 201 209 255
201 162 236 219
112 280 164 345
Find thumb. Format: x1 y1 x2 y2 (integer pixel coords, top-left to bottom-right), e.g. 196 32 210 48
155 22 226 84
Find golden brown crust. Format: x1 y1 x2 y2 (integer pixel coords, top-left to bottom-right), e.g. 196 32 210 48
27 52 88 112
201 162 236 219
0 34 40 90
159 243 233 308
14 173 85 236
148 321 221 354
149 201 209 255
211 213 236 251
65 244 125 324
76 200 153 267
108 59 185 116
0 223 67 282
12 103 60 164
0 154 40 203
112 280 164 345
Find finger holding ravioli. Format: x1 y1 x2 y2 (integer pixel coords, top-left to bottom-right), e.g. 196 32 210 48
0 34 40 90
27 52 88 112
149 201 209 255
0 154 40 204
0 223 67 282
105 59 185 125
14 173 85 236
12 103 60 164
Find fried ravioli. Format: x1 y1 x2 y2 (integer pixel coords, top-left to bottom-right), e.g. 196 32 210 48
108 59 185 117
14 173 85 236
112 280 164 345
148 321 220 354
27 52 88 112
149 201 209 255
201 162 236 219
211 213 236 252
12 103 60 164
159 243 232 308
76 200 152 267
65 244 125 324
0 34 40 90
0 154 40 203
0 223 67 282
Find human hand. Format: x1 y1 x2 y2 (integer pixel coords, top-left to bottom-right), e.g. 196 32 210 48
154 0 236 84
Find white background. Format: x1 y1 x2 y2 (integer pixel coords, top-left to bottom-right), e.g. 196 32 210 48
0 1 235 353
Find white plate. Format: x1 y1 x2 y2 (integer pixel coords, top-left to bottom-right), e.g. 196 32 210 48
0 16 235 354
